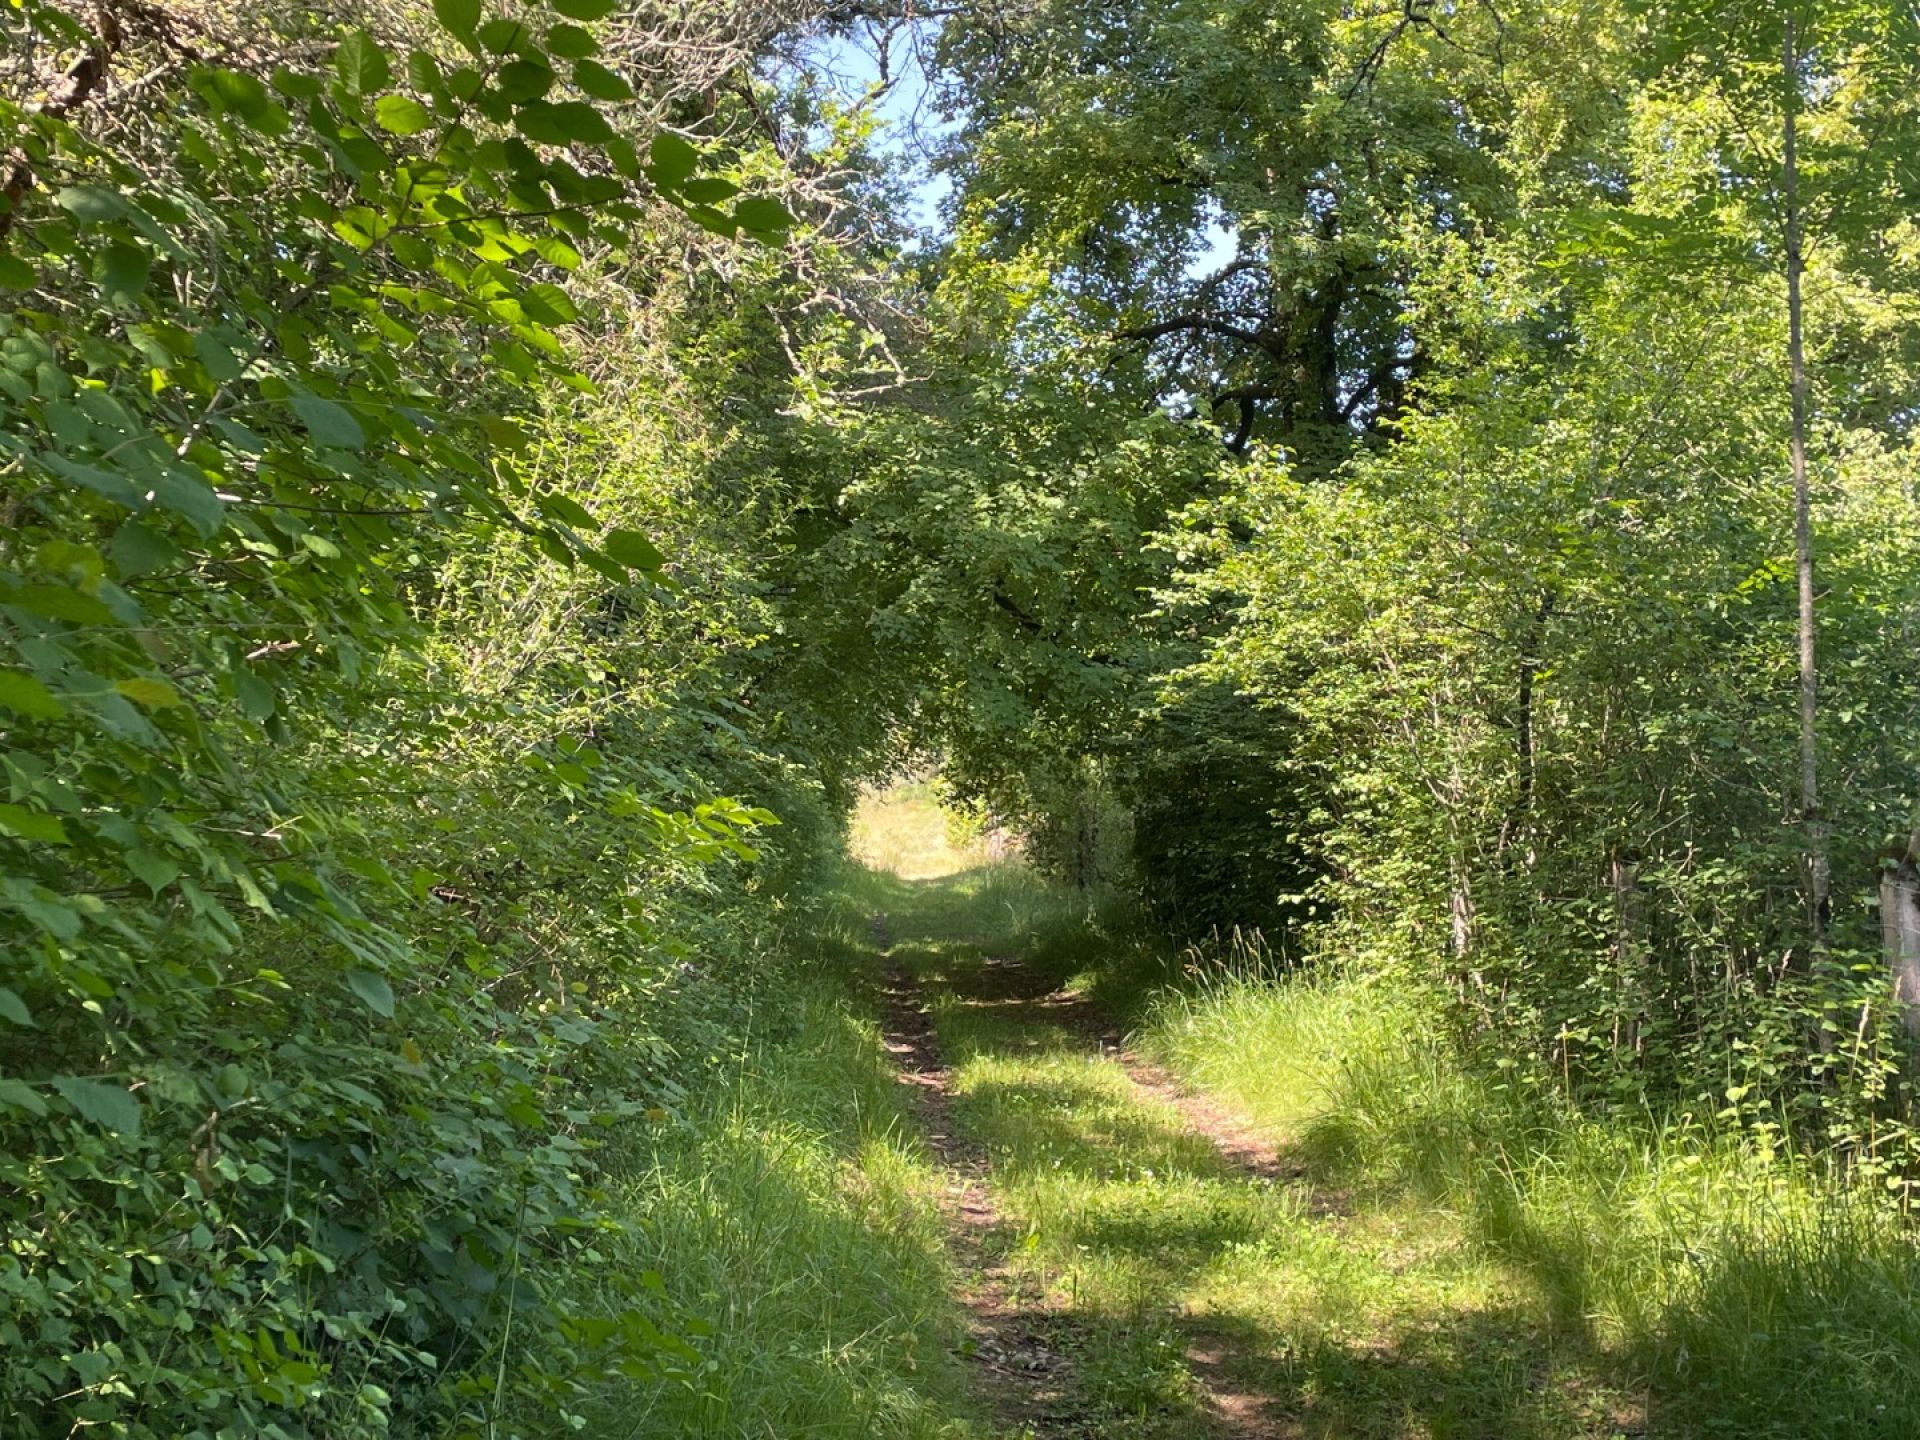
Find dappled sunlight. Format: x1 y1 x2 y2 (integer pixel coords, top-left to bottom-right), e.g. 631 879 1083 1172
872 853 1672 1438
1136 965 1920 1438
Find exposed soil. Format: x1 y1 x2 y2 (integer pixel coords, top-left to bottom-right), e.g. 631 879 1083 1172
874 917 1084 1436
878 922 1312 1437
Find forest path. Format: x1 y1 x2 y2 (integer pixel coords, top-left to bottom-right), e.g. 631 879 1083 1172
875 905 1306 1438
864 869 1647 1440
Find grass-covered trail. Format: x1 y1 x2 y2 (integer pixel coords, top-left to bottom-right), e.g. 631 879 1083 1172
577 787 1920 1438
871 864 1645 1440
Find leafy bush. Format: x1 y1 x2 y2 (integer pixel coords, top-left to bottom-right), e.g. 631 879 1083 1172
0 1 851 1431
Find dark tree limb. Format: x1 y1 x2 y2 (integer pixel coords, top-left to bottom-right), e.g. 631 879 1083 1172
1498 589 1556 860
1117 314 1273 352
2 1 125 244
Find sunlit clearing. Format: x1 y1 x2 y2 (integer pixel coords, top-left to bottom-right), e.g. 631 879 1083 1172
849 779 987 880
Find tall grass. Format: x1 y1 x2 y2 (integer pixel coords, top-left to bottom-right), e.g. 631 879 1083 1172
1142 963 1920 1438
536 887 980 1438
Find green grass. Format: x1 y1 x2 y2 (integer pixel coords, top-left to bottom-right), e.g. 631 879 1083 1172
1142 963 1920 1439
850 778 993 881
537 784 1920 1439
868 783 1920 1438
883 870 1639 1438
538 873 983 1439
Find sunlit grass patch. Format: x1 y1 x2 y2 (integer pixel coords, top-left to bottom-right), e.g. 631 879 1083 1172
547 962 980 1439
882 866 1650 1437
841 786 1920 1439
1141 964 1920 1438
850 779 992 880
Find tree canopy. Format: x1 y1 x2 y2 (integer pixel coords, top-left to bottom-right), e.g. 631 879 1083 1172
5 0 1920 1432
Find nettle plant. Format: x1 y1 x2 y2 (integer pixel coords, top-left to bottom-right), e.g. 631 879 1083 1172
0 1 789 1434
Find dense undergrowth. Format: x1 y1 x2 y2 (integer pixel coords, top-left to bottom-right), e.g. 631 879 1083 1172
0 0 894 1430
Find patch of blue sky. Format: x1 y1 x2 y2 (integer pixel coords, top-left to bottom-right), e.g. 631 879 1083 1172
798 25 953 244
793 20 1237 280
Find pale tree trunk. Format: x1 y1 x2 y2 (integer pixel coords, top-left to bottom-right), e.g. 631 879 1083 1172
1881 847 1920 1038
1612 850 1645 1056
1783 14 1830 938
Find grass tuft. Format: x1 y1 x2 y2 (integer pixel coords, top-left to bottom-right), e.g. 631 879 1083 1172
543 885 981 1438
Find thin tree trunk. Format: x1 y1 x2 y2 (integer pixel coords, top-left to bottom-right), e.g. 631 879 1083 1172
1783 14 1829 937
1612 850 1645 1055
1881 847 1920 1039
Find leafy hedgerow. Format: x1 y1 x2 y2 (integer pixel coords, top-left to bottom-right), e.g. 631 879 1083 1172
0 1 802 1432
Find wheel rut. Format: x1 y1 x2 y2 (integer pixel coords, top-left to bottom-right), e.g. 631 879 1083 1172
877 918 1308 1438
875 916 1083 1436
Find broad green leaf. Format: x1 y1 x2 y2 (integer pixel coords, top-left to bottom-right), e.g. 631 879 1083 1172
496 58 555 103
513 101 613 147
0 669 66 720
0 255 35 288
55 185 128 223
374 95 434 135
571 59 632 102
297 532 342 559
537 492 596 528
407 49 444 92
578 545 629 586
532 233 582 269
42 453 139 506
151 472 225 536
0 804 68 844
290 393 367 448
1 583 116 624
334 31 394 95
0 1079 47 1117
194 66 289 133
545 22 597 57
604 528 664 571
53 1077 141 1135
432 0 482 41
734 196 794 235
0 987 33 1027
605 135 640 178
234 670 276 720
648 132 699 190
109 520 180 578
348 969 396 1018
521 282 577 324
478 17 532 53
126 849 181 894
271 66 322 99
98 242 151 304
532 526 574 567
193 328 244 381
116 676 185 709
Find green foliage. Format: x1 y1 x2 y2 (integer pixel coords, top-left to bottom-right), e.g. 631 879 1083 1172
892 0 1920 1152
6 0 1920 1427
0 0 887 1432
1190 155 1920 1140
